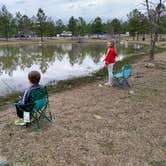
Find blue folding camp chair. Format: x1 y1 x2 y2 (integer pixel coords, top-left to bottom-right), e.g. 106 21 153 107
113 65 132 89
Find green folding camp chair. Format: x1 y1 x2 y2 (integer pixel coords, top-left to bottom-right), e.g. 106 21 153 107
14 86 52 131
113 65 132 89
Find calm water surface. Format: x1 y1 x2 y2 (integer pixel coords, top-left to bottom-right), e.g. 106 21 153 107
0 42 144 96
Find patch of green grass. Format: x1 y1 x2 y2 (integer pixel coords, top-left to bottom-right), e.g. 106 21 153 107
98 141 114 148
0 92 21 106
25 160 33 166
161 142 166 147
149 160 166 166
10 160 33 166
98 141 114 155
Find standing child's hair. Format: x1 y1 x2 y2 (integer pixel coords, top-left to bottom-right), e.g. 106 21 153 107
28 71 41 84
109 40 115 47
107 40 115 48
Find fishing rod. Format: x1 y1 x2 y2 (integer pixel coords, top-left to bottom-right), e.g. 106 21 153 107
0 80 18 106
1 79 15 93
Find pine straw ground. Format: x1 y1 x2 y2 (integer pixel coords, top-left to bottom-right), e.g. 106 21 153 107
0 51 166 166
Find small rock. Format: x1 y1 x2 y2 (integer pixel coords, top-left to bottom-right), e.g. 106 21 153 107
145 62 155 68
97 76 102 80
98 84 103 87
68 85 72 89
94 114 103 120
129 90 134 94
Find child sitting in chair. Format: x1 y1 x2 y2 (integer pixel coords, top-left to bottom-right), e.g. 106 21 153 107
15 71 44 125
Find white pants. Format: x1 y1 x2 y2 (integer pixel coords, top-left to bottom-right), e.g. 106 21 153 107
107 63 114 84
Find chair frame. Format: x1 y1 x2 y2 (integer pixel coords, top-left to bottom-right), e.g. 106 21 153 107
14 86 52 131
113 65 132 89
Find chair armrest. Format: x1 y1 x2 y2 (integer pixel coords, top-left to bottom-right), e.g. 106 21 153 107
14 102 34 107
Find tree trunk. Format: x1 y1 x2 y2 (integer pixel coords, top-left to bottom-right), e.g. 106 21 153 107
132 36 135 40
137 34 139 41
5 25 9 41
149 33 158 61
41 31 43 42
41 36 43 42
142 34 145 41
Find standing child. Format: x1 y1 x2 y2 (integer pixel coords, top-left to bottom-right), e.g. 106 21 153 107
104 40 117 86
15 71 44 125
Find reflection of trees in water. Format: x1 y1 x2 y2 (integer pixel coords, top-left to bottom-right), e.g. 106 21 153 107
0 43 106 76
116 44 145 55
0 45 19 76
68 44 105 66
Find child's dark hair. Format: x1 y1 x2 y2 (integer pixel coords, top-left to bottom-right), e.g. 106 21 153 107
28 71 41 84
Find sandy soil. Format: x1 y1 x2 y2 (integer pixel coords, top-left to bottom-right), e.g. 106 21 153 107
0 51 166 166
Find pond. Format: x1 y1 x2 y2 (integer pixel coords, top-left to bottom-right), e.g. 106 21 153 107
0 42 145 96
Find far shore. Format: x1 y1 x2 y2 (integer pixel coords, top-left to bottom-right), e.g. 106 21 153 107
0 38 106 45
0 37 166 50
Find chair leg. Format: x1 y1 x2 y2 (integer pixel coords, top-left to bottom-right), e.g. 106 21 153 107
40 106 52 122
45 105 52 122
124 78 131 87
114 78 124 89
31 112 42 131
44 111 52 122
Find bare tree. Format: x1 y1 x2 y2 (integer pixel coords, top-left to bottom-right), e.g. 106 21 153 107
144 0 166 61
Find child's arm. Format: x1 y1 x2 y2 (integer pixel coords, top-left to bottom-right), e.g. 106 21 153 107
114 48 118 56
104 49 112 65
20 88 31 104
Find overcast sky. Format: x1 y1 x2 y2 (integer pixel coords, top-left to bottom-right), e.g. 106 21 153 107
0 0 144 23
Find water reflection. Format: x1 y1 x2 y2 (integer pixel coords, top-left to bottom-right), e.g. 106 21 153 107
0 43 105 76
0 42 144 96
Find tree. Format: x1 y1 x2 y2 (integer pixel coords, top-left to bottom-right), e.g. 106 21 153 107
103 20 111 35
19 15 32 37
0 5 14 40
55 19 65 35
77 17 87 36
144 0 166 60
121 21 129 34
110 18 122 34
91 17 103 37
127 9 149 40
14 12 22 33
86 22 93 35
68 16 77 36
36 8 47 42
45 17 56 37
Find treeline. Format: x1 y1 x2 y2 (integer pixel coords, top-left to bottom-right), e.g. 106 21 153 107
0 5 166 40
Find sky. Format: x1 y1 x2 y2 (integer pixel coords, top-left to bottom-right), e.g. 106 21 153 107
0 0 144 23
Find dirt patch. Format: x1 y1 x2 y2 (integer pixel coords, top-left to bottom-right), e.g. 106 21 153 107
0 51 166 166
